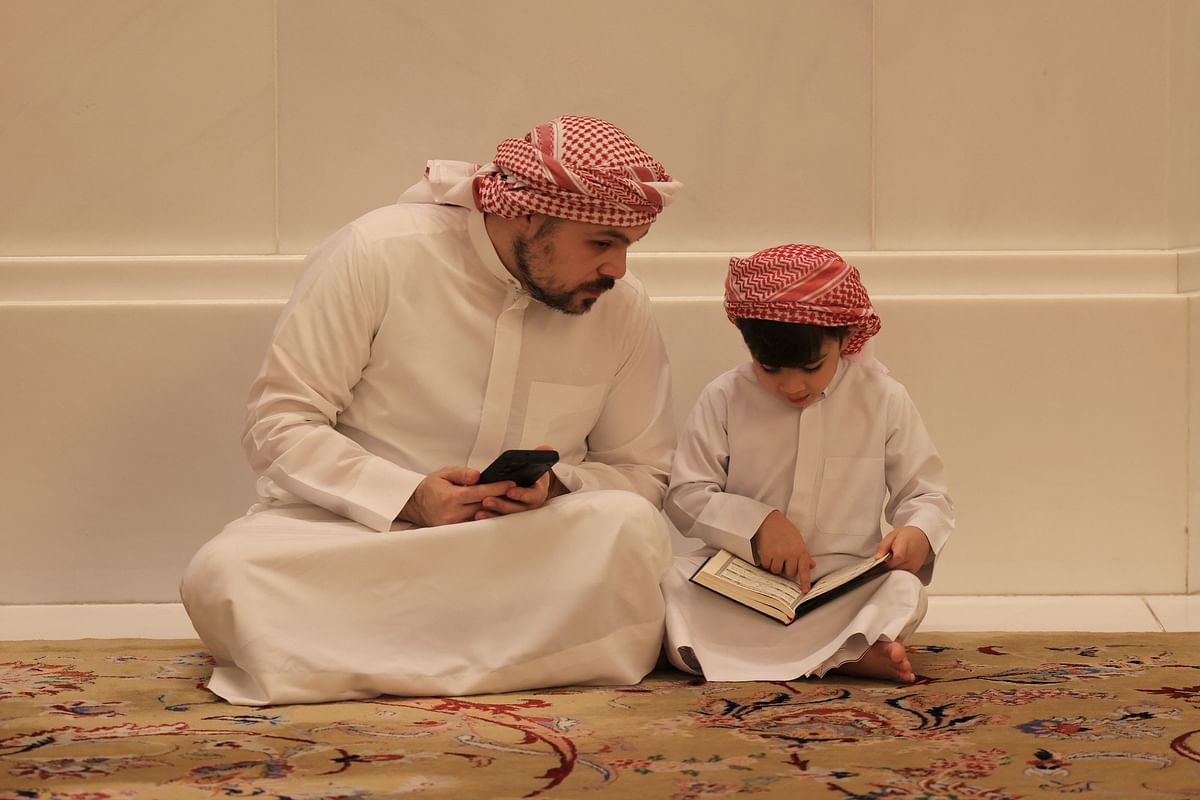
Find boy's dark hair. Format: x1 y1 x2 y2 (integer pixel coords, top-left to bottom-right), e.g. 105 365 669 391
735 318 848 369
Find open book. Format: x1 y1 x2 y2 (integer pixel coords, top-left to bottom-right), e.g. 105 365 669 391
689 549 891 625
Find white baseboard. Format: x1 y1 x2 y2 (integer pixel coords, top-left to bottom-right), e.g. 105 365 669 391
2 597 1196 640
0 604 199 641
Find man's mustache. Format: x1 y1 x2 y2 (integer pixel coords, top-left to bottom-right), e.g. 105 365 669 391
579 277 616 293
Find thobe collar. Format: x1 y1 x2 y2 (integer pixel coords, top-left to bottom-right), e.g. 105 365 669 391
820 358 850 400
467 210 524 293
789 358 849 413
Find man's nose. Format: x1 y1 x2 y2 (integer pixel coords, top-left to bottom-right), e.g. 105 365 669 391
599 250 628 280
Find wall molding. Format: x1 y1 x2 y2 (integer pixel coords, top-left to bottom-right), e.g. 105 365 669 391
1179 247 1200 292
0 249 1192 302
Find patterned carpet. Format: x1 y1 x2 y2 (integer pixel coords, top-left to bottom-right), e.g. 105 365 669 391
2 633 1199 799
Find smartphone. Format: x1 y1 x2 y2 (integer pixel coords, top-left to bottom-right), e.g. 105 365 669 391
477 449 559 487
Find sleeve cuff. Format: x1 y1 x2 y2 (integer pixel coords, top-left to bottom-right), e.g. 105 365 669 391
343 461 425 532
693 495 776 564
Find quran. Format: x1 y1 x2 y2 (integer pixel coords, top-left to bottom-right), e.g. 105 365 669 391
689 549 891 625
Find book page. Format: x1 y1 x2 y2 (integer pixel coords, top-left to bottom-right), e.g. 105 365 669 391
710 557 805 608
799 554 888 605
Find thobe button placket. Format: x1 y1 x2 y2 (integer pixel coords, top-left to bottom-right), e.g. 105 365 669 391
466 293 529 471
785 402 823 540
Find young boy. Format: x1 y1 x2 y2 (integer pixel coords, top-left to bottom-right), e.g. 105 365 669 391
662 243 953 683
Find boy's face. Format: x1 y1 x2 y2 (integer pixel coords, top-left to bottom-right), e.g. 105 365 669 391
751 336 843 409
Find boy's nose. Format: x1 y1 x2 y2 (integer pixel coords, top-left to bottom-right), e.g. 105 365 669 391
778 374 807 393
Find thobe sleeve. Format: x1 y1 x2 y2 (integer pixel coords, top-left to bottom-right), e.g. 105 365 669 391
883 386 955 575
241 225 423 532
551 294 676 507
662 383 775 564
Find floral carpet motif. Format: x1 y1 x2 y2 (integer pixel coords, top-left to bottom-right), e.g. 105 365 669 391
2 633 1199 798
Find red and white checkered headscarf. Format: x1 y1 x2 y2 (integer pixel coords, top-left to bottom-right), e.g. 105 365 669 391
402 116 679 227
725 244 881 355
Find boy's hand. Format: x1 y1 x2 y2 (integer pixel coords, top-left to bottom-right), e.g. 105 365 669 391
752 510 816 592
876 526 932 574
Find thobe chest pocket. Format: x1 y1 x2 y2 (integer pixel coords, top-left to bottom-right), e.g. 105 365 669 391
520 381 607 454
814 457 886 538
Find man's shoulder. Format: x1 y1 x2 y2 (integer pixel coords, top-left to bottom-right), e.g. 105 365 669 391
347 203 470 246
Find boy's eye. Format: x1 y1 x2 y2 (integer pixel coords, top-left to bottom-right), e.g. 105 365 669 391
801 365 821 374
759 365 780 374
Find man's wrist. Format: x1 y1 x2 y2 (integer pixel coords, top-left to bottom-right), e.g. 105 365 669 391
546 471 569 500
396 494 422 525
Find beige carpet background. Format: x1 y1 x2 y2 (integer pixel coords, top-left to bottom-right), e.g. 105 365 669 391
2 633 1199 798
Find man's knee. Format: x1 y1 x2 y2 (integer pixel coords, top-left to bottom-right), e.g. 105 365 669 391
586 489 660 523
180 528 251 609
564 490 671 566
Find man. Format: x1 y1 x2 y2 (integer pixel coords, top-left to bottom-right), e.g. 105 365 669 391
181 115 682 705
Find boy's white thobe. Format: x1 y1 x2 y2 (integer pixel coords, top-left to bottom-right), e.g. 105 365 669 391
182 204 675 705
662 358 954 680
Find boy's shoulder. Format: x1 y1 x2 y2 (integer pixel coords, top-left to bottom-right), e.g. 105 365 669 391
702 362 759 396
836 356 915 408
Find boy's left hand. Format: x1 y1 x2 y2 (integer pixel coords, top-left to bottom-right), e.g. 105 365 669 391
876 526 932 574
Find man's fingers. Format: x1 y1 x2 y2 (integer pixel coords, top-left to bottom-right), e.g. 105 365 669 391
504 484 545 504
481 494 537 516
461 481 516 503
436 465 481 486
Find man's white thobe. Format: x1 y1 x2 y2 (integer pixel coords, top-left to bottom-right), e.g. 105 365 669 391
661 358 954 680
181 204 675 705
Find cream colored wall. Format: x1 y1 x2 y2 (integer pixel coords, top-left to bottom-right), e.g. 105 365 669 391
1190 287 1199 592
8 0 1194 256
1171 0 1200 247
0 0 1196 603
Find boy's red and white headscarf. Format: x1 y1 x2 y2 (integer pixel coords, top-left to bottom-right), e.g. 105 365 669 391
401 115 680 227
725 243 881 355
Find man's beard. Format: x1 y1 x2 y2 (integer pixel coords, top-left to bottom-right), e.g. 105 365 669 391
513 236 615 315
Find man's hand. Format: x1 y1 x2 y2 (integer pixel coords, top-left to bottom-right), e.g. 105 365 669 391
473 445 566 521
397 466 514 527
752 510 816 592
876 526 932 573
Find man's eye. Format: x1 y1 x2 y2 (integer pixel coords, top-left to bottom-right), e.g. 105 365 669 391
593 240 612 250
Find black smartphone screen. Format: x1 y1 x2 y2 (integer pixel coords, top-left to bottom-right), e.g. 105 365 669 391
477 449 559 487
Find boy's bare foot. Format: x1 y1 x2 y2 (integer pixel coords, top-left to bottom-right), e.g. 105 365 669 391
833 640 915 684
